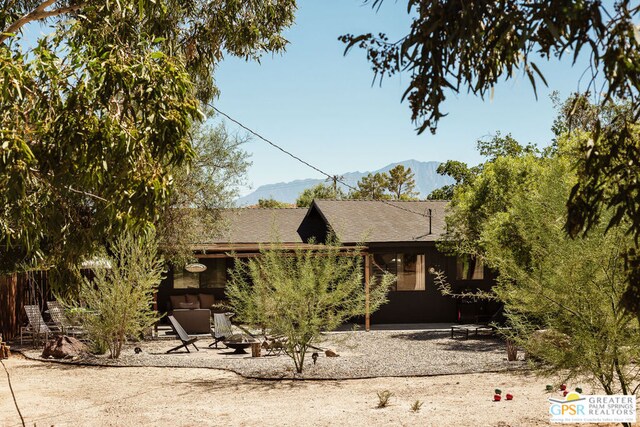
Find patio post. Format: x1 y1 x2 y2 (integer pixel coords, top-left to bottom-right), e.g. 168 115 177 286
365 254 370 332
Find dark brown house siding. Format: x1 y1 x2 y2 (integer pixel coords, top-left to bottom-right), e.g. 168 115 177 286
367 243 498 324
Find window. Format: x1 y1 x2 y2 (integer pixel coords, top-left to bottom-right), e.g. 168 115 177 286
372 253 426 291
173 258 228 289
456 255 484 280
173 270 199 289
200 259 227 288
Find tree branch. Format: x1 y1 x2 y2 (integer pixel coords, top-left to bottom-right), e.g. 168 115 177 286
1 1 85 44
67 186 109 203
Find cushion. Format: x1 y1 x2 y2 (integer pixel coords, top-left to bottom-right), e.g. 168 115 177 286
169 295 185 310
185 294 200 308
198 293 215 309
178 302 197 309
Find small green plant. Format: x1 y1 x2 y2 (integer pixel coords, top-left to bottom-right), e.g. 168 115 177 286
377 390 393 408
410 400 424 412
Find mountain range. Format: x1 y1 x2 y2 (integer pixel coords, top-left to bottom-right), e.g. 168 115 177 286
235 159 454 206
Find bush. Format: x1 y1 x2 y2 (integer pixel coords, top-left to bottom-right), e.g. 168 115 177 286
67 231 164 359
227 238 393 373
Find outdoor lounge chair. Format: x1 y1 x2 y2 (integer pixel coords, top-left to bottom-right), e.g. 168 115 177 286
209 313 234 348
166 315 199 353
20 305 51 345
46 301 86 338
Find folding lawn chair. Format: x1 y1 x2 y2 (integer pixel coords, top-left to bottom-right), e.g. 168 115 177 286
20 305 51 346
209 313 233 348
166 315 199 353
46 301 86 338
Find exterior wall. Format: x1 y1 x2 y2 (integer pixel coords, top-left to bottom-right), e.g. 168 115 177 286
297 208 328 243
368 242 498 324
157 243 498 325
157 259 233 314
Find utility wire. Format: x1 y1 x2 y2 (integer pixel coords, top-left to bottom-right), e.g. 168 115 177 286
1 359 26 427
211 106 436 219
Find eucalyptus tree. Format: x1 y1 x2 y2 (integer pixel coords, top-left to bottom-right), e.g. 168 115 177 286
0 1 296 273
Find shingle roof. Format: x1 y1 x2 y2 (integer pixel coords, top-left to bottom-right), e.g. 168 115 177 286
310 200 448 243
203 208 307 244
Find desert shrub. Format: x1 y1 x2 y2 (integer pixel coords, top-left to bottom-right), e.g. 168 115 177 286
67 230 164 359
376 390 393 408
227 238 393 373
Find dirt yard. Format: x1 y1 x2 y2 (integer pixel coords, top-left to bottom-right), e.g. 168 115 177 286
0 355 621 427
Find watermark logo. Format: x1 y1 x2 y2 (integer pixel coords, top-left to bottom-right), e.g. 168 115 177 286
549 392 636 423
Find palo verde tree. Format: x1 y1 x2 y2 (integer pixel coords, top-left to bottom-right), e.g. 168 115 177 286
0 1 296 276
341 1 640 313
226 239 394 374
68 230 165 359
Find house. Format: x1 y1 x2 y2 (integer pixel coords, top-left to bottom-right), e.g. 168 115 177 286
157 200 497 324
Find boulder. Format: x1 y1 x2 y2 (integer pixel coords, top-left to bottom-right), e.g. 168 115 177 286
42 336 88 359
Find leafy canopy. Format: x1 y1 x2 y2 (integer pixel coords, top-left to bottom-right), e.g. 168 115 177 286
443 134 640 396
157 121 251 266
350 165 418 200
296 183 345 208
0 0 296 272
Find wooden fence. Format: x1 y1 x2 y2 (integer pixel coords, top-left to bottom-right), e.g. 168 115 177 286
0 271 51 342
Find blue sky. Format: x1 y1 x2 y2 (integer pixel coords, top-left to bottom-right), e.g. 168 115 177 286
213 1 592 196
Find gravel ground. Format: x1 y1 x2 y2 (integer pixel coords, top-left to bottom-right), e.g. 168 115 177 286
19 329 526 379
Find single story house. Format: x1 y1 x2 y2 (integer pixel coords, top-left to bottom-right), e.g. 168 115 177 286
157 200 497 324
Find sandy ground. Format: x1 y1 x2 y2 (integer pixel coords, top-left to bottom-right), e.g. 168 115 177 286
0 355 623 427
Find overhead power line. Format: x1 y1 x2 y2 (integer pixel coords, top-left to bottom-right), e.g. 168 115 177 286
210 105 434 218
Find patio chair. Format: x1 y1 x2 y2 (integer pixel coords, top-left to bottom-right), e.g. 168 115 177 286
20 305 51 345
166 315 199 353
209 313 233 348
46 301 86 338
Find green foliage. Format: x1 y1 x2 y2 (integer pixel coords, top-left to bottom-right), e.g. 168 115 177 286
0 0 296 274
444 137 640 396
257 198 291 209
157 121 251 266
386 165 418 200
350 172 390 200
428 160 472 200
226 239 393 373
341 1 640 136
296 183 345 207
66 230 165 359
376 390 393 408
350 166 418 200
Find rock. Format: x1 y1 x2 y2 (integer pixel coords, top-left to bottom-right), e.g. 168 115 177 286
42 336 88 359
325 349 339 357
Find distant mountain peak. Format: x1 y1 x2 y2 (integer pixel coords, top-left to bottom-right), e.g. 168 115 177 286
235 160 453 206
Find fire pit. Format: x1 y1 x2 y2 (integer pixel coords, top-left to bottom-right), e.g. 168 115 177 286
223 335 258 354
